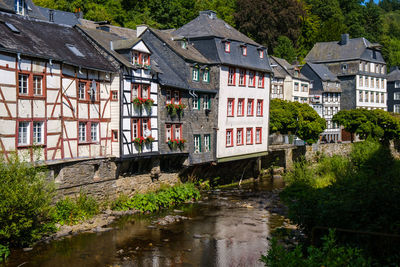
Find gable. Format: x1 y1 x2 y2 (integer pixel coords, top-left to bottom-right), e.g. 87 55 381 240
132 40 150 54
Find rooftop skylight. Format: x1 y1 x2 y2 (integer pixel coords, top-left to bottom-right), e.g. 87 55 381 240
5 22 20 33
66 44 85 57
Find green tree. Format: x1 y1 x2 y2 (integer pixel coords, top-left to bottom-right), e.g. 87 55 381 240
273 36 297 63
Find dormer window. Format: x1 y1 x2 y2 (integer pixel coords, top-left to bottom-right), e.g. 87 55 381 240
225 42 230 53
242 46 247 56
203 68 210 83
192 66 199 81
15 0 24 15
294 70 299 77
259 50 264 59
181 40 187 49
133 51 150 66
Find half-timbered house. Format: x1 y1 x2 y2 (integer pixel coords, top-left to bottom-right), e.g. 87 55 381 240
0 11 116 162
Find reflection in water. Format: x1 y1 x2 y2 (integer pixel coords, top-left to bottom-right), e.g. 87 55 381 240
5 178 283 267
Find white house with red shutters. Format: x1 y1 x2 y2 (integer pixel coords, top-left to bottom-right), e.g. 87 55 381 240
174 11 272 162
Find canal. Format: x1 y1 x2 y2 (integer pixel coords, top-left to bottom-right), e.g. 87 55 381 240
5 177 286 267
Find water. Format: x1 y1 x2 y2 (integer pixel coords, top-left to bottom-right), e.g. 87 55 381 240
5 177 285 267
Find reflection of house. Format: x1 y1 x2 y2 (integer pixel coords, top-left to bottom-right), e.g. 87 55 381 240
269 56 310 104
301 63 342 142
306 34 387 111
387 67 400 114
0 11 116 161
174 10 272 162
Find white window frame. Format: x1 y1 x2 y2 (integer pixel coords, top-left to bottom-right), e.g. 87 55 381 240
394 92 400 100
204 134 210 152
91 123 99 142
79 122 86 142
18 74 28 95
33 121 43 144
194 135 201 153
394 104 400 113
18 121 29 145
203 95 210 110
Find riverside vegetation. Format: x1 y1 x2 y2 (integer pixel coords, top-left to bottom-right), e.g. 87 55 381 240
262 139 400 266
0 153 200 262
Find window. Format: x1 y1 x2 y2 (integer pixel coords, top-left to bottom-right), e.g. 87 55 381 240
175 125 181 139
239 69 246 86
79 122 86 142
247 99 254 116
166 124 172 141
381 93 384 103
204 134 210 152
18 74 28 95
66 44 85 57
91 123 98 142
372 78 375 88
194 135 201 153
364 62 368 72
33 76 42 95
255 128 262 144
259 50 264 59
303 84 308 92
203 69 210 83
226 129 233 147
79 82 86 99
111 90 118 101
394 104 400 113
133 119 151 140
237 128 243 145
248 71 255 87
242 46 247 56
203 95 210 110
142 54 150 65
365 77 369 87
193 97 200 110
15 0 24 14
166 90 172 104
227 98 234 116
192 67 199 81
256 100 263 116
359 62 363 71
173 91 180 104
394 92 400 100
132 52 150 65
228 67 236 85
132 83 150 100
237 98 244 116
33 122 43 144
382 79 385 89
112 130 118 142
377 79 380 89
376 92 379 103
371 92 374 103
18 122 29 145
246 128 253 145
258 73 264 88
225 42 230 53
294 82 299 91
365 91 369 102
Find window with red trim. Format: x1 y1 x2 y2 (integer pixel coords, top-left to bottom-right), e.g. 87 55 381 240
246 128 253 145
18 73 45 97
132 83 151 100
111 90 118 101
17 120 45 146
173 90 181 104
133 51 150 65
242 46 247 56
248 71 255 87
228 67 236 85
226 129 233 147
247 99 254 116
227 98 235 117
165 123 183 142
237 98 244 116
256 127 262 144
78 121 99 143
237 128 243 145
256 100 263 116
112 130 118 142
225 42 230 53
258 73 264 88
239 69 246 86
259 50 264 58
132 118 151 140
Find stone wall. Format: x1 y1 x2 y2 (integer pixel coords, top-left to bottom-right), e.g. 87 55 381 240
305 142 353 161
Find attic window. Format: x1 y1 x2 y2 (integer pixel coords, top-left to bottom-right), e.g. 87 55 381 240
181 40 187 49
66 44 85 57
225 42 230 53
259 50 264 58
242 46 247 56
15 0 24 15
5 22 20 33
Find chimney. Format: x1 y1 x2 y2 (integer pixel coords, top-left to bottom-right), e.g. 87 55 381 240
137 25 148 37
49 9 54 22
199 10 217 19
74 8 83 19
340 33 349 45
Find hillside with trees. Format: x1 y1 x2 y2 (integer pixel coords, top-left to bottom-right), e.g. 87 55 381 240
33 0 400 66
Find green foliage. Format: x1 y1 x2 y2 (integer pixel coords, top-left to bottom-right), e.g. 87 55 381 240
270 99 326 144
261 230 370 267
111 183 200 212
55 193 99 225
0 244 10 262
281 139 400 263
0 154 56 247
273 36 297 63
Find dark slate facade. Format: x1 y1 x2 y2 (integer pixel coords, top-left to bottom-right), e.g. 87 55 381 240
387 67 400 113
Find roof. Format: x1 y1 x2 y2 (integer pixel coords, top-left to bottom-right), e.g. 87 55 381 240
305 62 339 82
112 37 140 50
80 19 137 39
173 10 259 46
36 6 80 26
270 56 309 81
305 37 385 64
0 11 115 72
388 67 400 82
0 0 46 20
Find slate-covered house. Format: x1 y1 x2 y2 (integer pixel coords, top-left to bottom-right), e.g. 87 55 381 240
270 56 310 104
0 11 117 161
387 67 400 114
305 34 387 111
301 63 342 142
173 10 272 163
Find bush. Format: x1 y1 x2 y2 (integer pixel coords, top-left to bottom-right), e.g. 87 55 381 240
55 193 99 225
111 183 201 212
261 230 370 267
0 154 55 247
0 244 10 262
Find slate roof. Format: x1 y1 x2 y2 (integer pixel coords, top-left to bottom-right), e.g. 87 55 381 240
270 56 309 81
0 11 115 72
0 0 46 20
305 62 339 82
36 6 80 26
173 11 258 46
306 37 385 64
388 67 400 82
80 19 137 39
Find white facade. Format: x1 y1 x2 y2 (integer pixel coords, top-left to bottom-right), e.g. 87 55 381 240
356 75 387 110
271 77 284 99
216 65 270 160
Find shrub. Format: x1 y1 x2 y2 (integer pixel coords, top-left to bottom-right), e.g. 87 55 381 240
0 154 56 247
261 230 370 267
0 244 10 262
55 193 99 225
111 183 200 213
